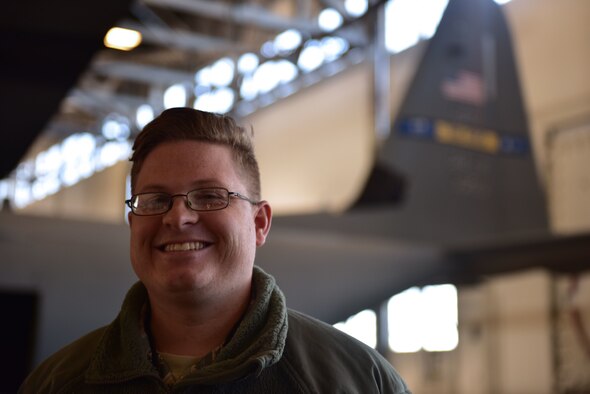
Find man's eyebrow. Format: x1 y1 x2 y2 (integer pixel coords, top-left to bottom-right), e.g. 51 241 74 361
136 179 225 192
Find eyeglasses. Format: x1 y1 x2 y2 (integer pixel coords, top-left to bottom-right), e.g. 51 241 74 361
125 187 258 216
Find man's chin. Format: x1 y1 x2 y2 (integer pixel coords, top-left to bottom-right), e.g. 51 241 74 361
161 271 212 294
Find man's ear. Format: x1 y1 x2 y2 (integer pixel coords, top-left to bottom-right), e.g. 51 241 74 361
254 201 272 247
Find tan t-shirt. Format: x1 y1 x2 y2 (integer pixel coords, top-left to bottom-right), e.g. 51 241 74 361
158 352 201 381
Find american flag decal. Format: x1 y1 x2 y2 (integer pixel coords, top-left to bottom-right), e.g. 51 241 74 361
441 70 486 106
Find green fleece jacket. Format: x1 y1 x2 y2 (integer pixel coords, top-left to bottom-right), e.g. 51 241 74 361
20 267 411 393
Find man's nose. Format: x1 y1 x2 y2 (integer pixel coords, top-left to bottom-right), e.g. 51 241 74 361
163 196 199 226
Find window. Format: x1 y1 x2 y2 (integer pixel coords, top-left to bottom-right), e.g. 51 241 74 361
334 309 377 348
388 284 458 352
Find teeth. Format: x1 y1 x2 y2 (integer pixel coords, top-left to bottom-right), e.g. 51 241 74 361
164 242 206 252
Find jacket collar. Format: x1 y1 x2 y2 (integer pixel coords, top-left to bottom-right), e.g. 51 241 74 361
84 266 288 386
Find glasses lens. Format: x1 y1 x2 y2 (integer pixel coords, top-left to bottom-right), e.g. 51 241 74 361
133 193 171 215
188 188 229 211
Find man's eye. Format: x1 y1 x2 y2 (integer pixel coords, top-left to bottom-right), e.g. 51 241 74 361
189 190 226 209
201 193 223 201
143 195 169 207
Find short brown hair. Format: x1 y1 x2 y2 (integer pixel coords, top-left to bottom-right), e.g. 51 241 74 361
129 108 261 199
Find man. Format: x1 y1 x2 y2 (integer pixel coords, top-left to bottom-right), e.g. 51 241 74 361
20 108 411 393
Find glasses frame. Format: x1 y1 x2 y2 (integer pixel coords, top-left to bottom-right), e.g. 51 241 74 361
125 187 258 216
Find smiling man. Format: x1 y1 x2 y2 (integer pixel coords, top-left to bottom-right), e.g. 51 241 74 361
20 108 411 393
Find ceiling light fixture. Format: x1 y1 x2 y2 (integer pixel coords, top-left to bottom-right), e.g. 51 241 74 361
104 27 142 51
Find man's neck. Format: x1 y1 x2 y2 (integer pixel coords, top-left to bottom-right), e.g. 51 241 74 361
148 285 252 358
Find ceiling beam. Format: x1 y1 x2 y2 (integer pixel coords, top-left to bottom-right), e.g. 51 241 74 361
92 60 194 86
137 0 368 52
140 0 323 34
318 0 350 19
119 20 249 54
66 88 148 114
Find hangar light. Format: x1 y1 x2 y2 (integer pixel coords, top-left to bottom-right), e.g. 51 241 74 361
164 84 187 109
274 29 302 54
136 104 154 129
298 41 325 73
104 27 142 51
318 8 343 32
237 53 259 75
345 0 368 17
194 88 235 114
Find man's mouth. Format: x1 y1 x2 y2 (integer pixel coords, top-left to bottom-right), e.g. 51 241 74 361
162 241 208 252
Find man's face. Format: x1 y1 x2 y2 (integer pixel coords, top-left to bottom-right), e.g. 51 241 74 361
128 140 271 302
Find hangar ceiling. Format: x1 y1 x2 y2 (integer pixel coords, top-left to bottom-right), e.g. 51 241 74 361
0 0 381 180
0 0 133 179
